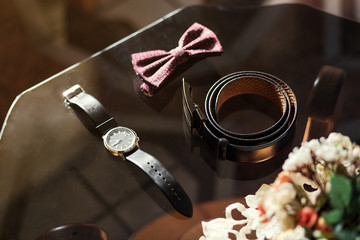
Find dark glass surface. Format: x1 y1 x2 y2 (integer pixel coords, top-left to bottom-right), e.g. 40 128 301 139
1 3 360 239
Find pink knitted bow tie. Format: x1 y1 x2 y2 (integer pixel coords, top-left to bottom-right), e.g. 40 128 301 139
131 22 223 96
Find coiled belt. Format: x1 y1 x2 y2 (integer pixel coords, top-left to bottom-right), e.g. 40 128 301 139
182 71 297 163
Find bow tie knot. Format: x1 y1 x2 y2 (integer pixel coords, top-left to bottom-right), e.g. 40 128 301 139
131 22 223 96
170 46 189 64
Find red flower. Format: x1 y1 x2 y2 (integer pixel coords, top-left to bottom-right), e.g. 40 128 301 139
297 207 318 228
257 204 269 223
271 171 292 189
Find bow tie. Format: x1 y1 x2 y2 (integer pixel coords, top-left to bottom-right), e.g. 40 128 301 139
131 22 223 96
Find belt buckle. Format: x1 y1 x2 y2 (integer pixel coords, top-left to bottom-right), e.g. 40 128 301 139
182 79 206 133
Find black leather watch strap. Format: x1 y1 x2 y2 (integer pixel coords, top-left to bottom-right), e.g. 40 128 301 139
63 85 117 137
183 71 297 163
127 149 193 217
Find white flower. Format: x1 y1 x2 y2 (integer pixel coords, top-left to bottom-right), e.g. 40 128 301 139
303 139 321 151
283 132 360 179
326 132 352 149
199 185 272 240
351 146 360 159
313 144 338 162
200 183 299 240
290 172 320 204
200 133 359 240
200 216 243 240
347 145 360 175
261 182 297 238
276 226 309 240
283 147 312 171
262 183 296 217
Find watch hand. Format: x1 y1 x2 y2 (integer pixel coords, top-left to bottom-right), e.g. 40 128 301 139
112 139 122 146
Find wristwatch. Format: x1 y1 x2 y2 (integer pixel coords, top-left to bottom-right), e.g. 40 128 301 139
63 84 193 217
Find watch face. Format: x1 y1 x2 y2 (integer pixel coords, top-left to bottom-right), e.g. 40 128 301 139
104 127 138 156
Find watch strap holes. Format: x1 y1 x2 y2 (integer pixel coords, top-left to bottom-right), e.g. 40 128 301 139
146 161 183 201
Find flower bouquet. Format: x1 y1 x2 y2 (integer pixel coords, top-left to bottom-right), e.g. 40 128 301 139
200 133 360 240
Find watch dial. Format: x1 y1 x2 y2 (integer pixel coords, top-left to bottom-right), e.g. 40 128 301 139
105 127 137 153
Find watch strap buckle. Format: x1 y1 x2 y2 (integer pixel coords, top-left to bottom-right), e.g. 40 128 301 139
63 84 85 102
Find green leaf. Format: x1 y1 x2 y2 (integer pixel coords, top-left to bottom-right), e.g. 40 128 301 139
330 174 352 209
346 189 359 220
315 191 329 211
324 209 344 225
312 230 336 240
357 176 360 193
333 223 358 240
336 164 350 177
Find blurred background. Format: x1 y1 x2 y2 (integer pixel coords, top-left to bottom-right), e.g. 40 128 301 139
1 0 359 127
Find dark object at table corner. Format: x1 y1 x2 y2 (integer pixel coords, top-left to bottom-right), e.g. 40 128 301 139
303 65 345 142
35 223 109 240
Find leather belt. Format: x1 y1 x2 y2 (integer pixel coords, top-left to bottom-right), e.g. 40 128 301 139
182 71 297 163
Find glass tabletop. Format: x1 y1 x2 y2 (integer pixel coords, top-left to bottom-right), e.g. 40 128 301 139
1 3 360 239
